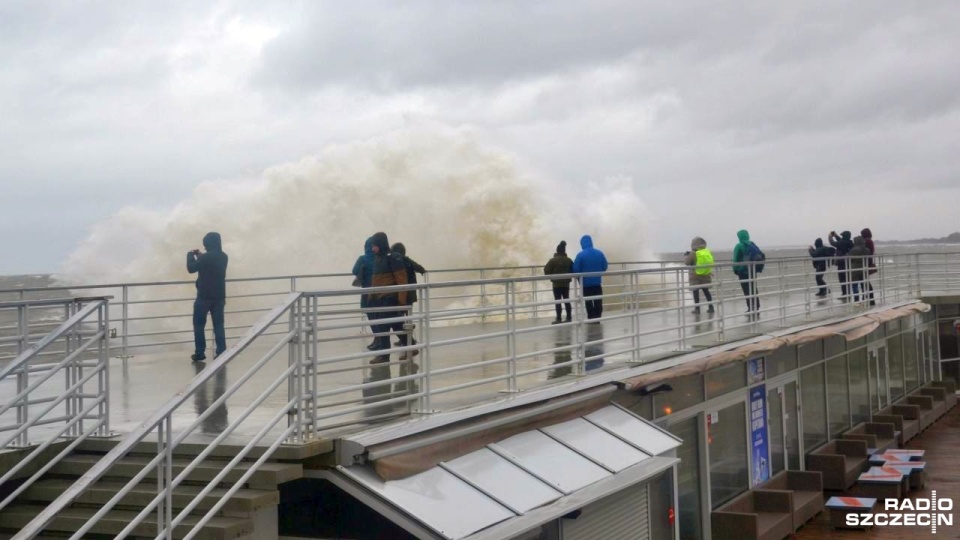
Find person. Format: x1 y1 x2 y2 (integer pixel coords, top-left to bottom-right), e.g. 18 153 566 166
367 232 409 364
572 235 608 320
391 242 427 352
543 241 574 324
861 228 877 306
187 232 228 361
849 235 871 303
732 229 763 314
828 230 854 299
352 237 377 350
683 237 714 314
807 238 834 297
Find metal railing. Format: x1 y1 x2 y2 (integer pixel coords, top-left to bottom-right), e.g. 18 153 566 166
2 251 954 538
0 297 110 514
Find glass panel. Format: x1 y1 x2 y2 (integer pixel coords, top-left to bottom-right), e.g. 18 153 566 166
705 362 746 400
668 417 702 540
767 386 785 475
766 347 797 378
541 418 650 472
887 336 905 399
824 336 846 359
877 347 889 407
800 366 827 451
343 466 514 539
445 448 562 514
903 332 919 391
709 401 748 508
654 374 704 419
586 407 681 455
827 355 850 437
784 382 801 470
849 347 870 424
943 360 960 386
798 341 823 367
493 431 609 494
938 320 959 360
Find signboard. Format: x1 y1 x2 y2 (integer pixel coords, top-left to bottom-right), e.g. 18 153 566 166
748 357 765 384
749 385 770 486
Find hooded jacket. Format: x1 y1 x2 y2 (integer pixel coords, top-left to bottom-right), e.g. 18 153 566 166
544 241 574 287
732 230 753 276
683 237 713 285
849 236 871 281
829 231 854 256
352 238 375 308
368 232 409 306
861 228 877 272
187 232 228 301
808 238 833 272
572 235 608 287
391 242 426 304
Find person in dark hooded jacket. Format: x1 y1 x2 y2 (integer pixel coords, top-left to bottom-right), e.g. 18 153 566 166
367 232 410 363
849 236 871 303
391 242 426 350
572 235 608 320
860 228 877 306
353 238 378 350
732 229 762 313
808 238 834 297
544 241 574 323
187 232 228 361
828 230 854 299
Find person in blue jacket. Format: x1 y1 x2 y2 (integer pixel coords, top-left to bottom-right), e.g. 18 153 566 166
352 237 377 350
572 235 608 320
187 232 228 361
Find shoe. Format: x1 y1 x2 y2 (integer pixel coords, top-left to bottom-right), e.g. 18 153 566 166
565 316 572 322
191 353 206 362
707 305 715 313
366 342 378 351
370 355 390 365
551 318 562 325
692 307 701 315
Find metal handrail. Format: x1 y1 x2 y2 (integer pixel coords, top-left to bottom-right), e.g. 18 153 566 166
0 297 110 514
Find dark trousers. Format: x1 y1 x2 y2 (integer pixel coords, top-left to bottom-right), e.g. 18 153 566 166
836 262 849 296
583 285 603 320
193 298 226 356
815 272 827 295
553 287 572 320
692 287 713 304
369 300 408 351
864 280 875 305
738 275 759 311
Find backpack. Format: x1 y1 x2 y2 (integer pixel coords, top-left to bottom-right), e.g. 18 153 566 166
746 242 765 273
694 249 714 276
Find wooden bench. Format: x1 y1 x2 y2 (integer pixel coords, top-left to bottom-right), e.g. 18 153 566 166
755 470 824 531
711 490 794 540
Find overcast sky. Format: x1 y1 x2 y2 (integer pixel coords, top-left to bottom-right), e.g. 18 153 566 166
3 1 960 275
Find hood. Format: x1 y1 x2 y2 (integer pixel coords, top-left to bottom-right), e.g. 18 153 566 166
861 228 873 239
556 240 567 255
202 232 222 252
853 236 866 247
363 237 373 255
814 238 824 248
841 231 852 240
371 232 390 253
691 237 707 250
736 230 750 244
580 235 593 249
391 242 407 256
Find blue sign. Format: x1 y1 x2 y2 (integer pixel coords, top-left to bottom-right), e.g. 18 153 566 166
748 357 765 384
750 385 770 486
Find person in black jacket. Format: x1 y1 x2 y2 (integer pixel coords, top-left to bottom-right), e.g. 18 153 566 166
808 238 834 297
543 241 574 323
391 242 426 353
187 232 228 361
367 233 409 364
828 230 854 299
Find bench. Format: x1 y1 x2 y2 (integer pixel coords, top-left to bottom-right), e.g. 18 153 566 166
926 380 957 411
900 394 936 431
840 422 897 453
755 470 824 531
914 387 949 420
806 439 868 491
874 403 920 445
711 490 793 540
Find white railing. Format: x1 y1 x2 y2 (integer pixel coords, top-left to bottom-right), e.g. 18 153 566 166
2 251 953 538
0 297 110 514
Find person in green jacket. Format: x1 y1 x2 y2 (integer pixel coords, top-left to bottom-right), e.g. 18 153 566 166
544 241 574 324
732 229 763 314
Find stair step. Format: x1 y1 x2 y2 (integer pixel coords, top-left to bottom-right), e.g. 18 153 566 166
0 504 253 540
23 478 279 514
52 454 302 489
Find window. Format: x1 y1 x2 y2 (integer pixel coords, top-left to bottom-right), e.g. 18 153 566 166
903 332 920 392
705 363 746 400
709 402 748 508
766 347 797 378
887 335 905 399
655 374 704 419
826 356 850 437
800 366 827 451
798 341 823 367
848 347 870 424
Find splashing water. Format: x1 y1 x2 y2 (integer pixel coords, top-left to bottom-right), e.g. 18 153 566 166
58 129 651 285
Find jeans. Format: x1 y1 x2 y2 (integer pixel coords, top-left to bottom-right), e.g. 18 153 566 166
369 298 407 351
553 287 572 320
737 274 759 312
193 298 226 356
583 285 603 320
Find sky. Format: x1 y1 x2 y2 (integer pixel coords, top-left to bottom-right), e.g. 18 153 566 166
2 1 960 275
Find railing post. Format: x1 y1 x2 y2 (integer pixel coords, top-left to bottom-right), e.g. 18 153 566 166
716 263 726 342
15 304 28 447
100 301 111 436
678 270 687 351
630 272 641 364
576 279 587 375
914 253 922 297
803 259 812 321
417 285 433 413
121 285 129 360
506 282 518 393
480 269 487 324
778 259 787 327
291 276 297 292
531 267 539 320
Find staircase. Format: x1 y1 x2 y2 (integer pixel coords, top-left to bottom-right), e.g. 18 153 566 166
0 441 303 539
